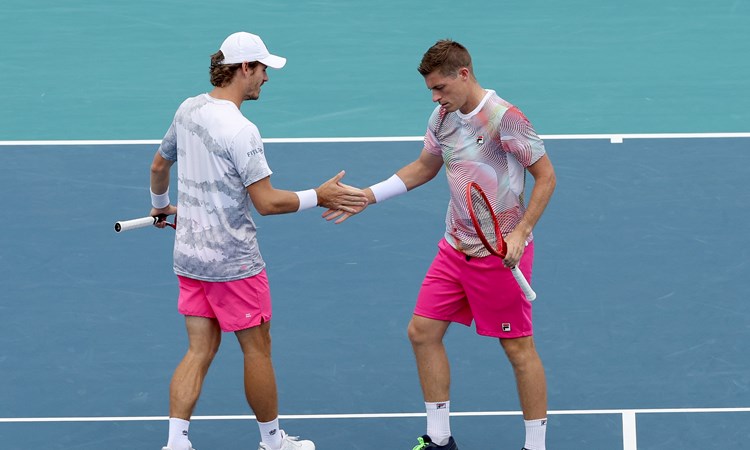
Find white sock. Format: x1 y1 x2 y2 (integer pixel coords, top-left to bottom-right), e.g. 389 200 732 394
258 417 283 450
167 418 192 450
425 401 451 446
523 418 547 450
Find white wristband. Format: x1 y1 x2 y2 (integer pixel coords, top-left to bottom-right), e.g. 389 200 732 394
295 189 318 211
369 174 407 203
150 188 170 209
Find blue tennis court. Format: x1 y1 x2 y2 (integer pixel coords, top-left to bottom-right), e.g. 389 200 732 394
1 0 749 448
1 135 749 449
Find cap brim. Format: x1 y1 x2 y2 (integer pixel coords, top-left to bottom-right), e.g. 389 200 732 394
259 54 286 69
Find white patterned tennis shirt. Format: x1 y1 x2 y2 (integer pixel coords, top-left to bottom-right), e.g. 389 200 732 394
158 94 272 281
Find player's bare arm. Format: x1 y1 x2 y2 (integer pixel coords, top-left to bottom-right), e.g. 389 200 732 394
149 152 177 228
248 171 366 216
504 154 556 267
392 149 444 194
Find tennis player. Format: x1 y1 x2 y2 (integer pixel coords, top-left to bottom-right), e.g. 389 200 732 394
325 39 556 450
149 31 367 450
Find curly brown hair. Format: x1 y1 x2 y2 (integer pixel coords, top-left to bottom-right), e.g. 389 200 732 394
417 39 473 77
209 51 262 87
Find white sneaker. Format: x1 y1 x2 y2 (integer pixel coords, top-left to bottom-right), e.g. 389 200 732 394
257 430 315 450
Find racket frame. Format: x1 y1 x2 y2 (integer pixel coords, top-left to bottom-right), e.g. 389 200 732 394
466 182 507 258
465 182 537 301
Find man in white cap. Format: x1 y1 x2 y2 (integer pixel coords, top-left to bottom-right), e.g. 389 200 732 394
149 31 366 450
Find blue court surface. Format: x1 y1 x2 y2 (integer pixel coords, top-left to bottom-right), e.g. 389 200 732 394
1 135 749 449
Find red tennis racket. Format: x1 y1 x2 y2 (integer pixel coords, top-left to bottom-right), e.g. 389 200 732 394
466 182 537 301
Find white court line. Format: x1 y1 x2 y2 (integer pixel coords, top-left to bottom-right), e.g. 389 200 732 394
0 132 749 147
2 406 749 423
622 410 638 450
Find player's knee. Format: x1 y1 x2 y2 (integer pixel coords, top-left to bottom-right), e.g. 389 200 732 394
186 344 219 365
407 318 440 346
501 337 539 366
407 319 425 345
251 334 273 357
237 330 272 359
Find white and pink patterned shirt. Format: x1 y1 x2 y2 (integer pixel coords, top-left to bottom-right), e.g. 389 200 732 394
424 90 546 257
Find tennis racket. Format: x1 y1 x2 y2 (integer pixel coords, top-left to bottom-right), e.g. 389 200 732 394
114 214 175 233
465 182 537 301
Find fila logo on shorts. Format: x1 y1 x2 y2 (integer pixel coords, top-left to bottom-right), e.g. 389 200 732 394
502 323 512 332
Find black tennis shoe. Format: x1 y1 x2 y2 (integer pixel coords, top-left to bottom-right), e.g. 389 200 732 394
411 435 459 450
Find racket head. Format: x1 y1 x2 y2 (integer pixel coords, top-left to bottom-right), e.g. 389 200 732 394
465 182 506 258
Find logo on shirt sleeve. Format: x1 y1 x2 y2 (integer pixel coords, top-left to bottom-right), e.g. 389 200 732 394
247 147 264 157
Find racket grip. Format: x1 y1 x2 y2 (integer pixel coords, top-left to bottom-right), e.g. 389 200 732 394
511 266 537 301
114 216 158 233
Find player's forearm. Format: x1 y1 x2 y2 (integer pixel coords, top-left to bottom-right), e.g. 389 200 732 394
253 190 301 215
515 171 556 238
396 157 441 191
367 150 441 205
150 153 173 194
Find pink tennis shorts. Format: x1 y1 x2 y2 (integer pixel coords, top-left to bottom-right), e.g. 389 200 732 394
177 270 272 332
415 239 535 338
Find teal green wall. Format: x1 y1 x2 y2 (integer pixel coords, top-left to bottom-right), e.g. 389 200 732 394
2 0 748 139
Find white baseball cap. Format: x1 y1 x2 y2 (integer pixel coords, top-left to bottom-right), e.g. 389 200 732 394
219 32 286 69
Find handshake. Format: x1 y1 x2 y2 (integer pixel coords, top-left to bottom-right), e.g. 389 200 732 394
314 170 372 224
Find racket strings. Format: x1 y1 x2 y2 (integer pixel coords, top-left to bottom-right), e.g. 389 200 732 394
469 187 499 246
